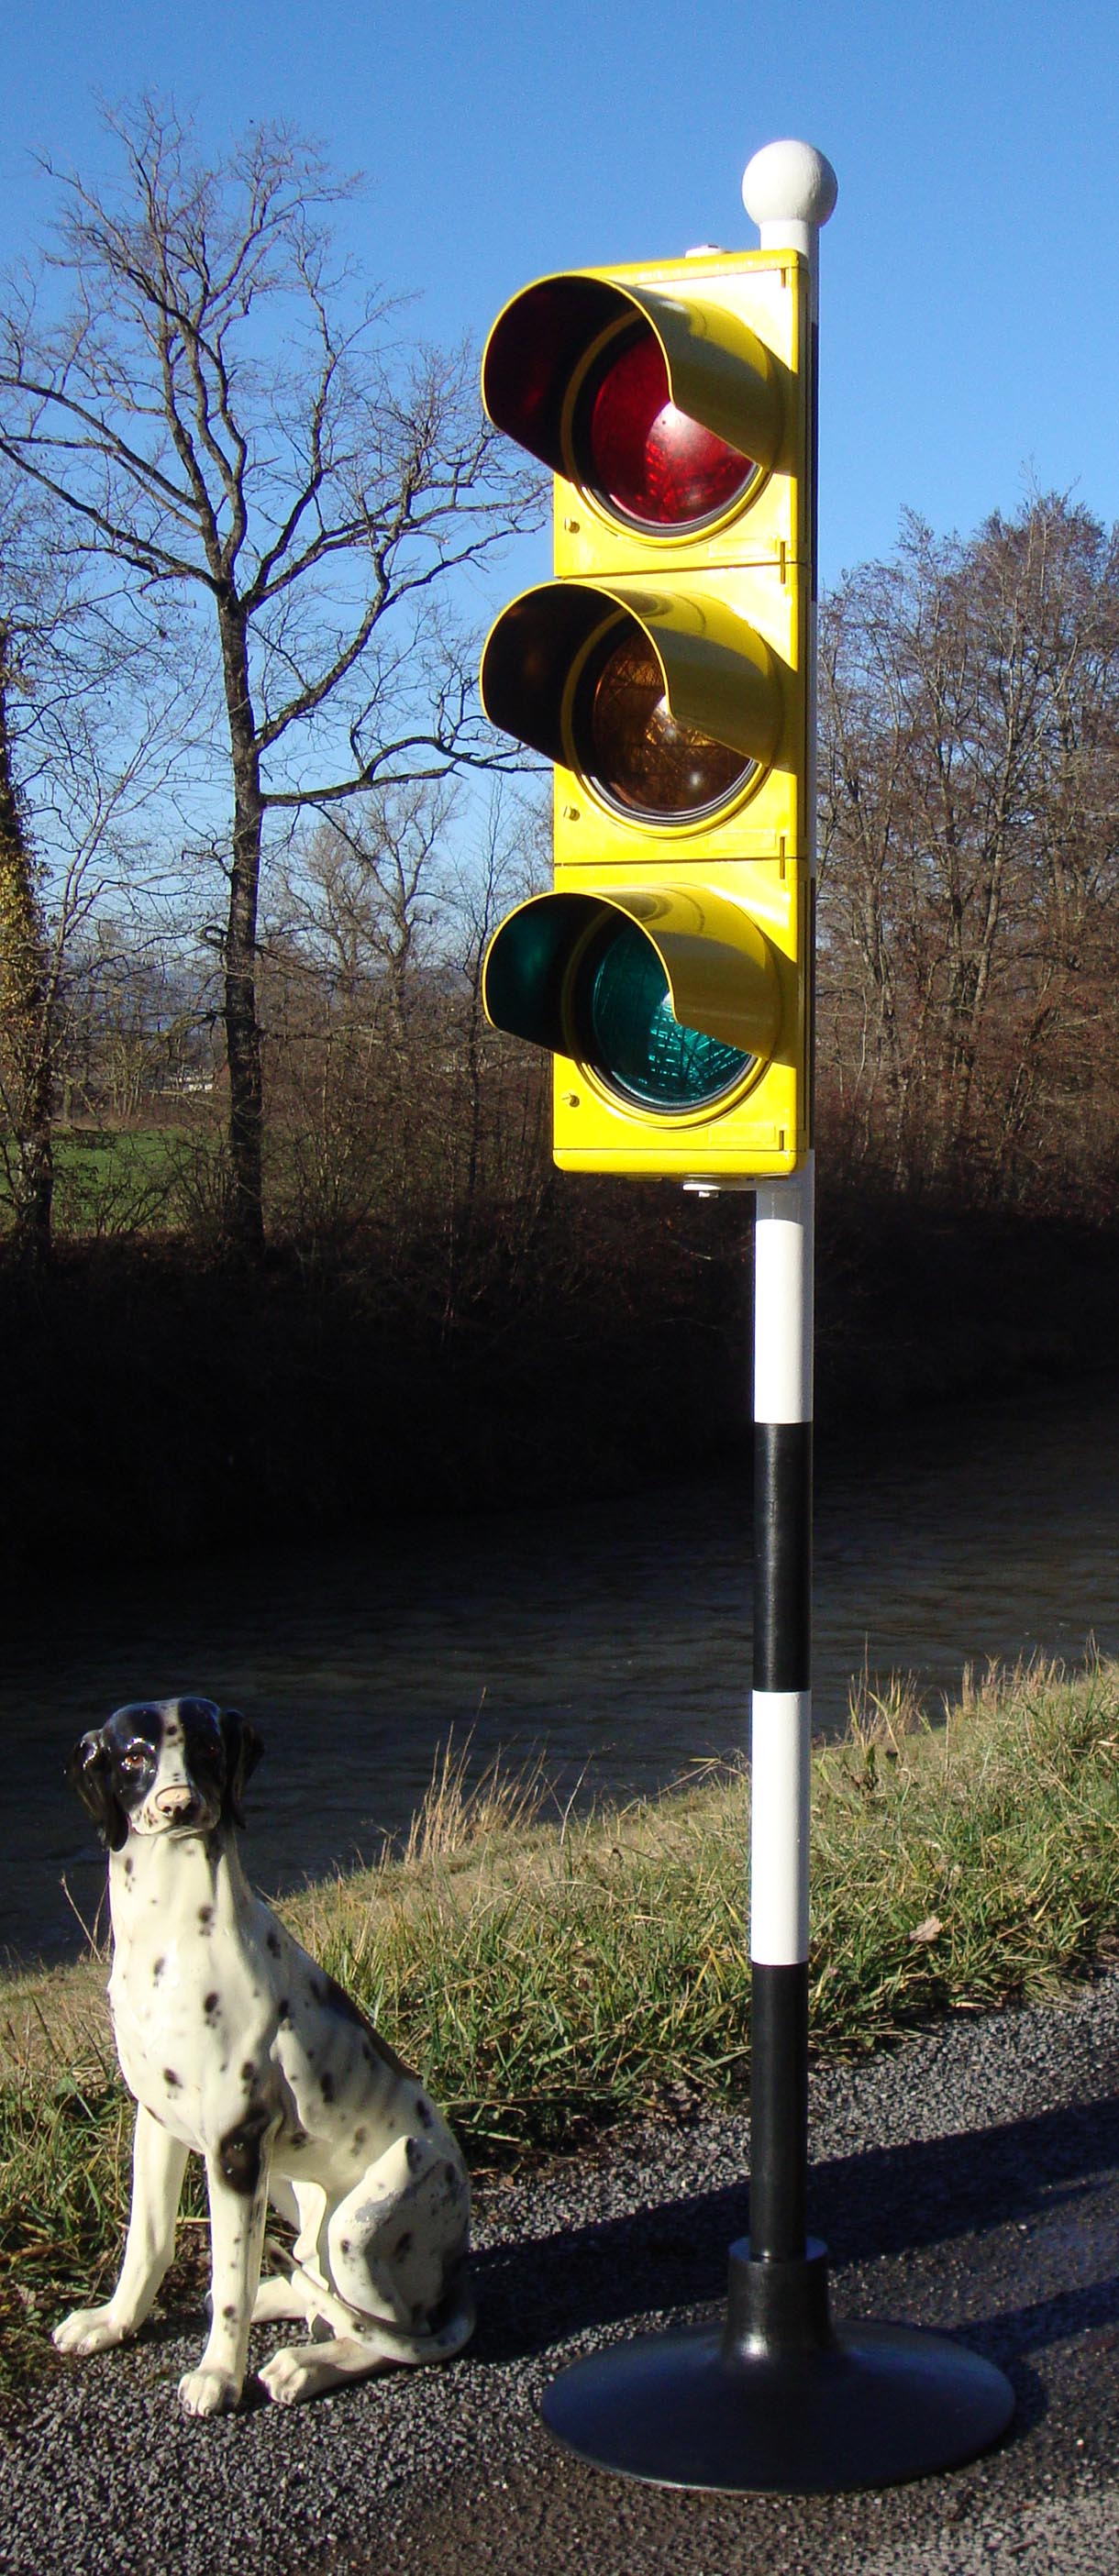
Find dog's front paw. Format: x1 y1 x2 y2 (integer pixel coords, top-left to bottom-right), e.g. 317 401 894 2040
53 2305 129 2356
178 2363 243 2417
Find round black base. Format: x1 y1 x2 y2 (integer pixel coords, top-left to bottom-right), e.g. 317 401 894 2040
541 2240 1014 2494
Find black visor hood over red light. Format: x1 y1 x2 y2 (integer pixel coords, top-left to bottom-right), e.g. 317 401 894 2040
483 277 629 471
482 272 782 530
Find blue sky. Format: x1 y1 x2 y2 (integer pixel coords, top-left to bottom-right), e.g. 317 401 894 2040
3 0 1117 599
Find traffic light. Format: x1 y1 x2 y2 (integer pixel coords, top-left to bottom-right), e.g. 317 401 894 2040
479 249 814 1179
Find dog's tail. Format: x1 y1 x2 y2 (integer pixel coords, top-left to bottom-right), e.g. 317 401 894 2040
272 2243 475 2367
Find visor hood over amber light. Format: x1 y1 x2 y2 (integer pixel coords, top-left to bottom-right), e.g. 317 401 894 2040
480 582 785 824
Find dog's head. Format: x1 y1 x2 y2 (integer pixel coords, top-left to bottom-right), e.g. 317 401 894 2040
66 1698 263 1852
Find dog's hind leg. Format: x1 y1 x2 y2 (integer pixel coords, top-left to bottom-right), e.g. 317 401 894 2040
327 2133 471 2327
251 2273 317 2326
258 2138 473 2406
54 2106 189 2356
251 2178 338 2327
250 2177 310 2326
252 2227 335 2328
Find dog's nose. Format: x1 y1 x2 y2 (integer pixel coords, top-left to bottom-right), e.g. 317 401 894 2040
155 1786 197 1818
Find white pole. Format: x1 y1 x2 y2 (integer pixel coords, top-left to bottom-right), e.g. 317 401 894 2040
749 1165 814 1971
741 139 835 2260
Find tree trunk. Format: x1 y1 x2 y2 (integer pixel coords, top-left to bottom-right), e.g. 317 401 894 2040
0 642 53 1265
219 605 266 1260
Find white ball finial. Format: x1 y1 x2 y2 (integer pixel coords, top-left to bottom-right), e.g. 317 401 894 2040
742 141 837 254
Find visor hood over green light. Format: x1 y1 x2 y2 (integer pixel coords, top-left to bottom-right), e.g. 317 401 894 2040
483 885 784 1116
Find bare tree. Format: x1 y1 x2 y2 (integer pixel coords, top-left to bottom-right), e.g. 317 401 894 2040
0 625 53 1259
0 458 203 1254
277 785 456 1032
439 784 548 1214
256 781 548 1257
0 99 540 1255
257 786 456 1236
819 496 1119 1204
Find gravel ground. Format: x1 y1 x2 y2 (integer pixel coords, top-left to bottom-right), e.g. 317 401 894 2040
7 1974 1119 2575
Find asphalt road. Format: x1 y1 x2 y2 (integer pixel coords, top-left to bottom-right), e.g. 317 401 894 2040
8 1972 1119 2575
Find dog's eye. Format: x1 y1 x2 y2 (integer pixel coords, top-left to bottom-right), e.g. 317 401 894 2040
120 1745 151 1771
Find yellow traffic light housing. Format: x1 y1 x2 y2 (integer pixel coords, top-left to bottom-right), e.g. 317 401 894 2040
480 249 813 1178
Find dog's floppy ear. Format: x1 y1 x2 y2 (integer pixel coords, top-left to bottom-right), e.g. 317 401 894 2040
67 1730 128 1852
220 1708 263 1830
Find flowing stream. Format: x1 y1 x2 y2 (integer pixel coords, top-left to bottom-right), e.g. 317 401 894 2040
5 1370 1119 1967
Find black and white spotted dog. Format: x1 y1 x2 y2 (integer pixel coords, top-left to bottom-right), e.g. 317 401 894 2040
54 1697 472 2414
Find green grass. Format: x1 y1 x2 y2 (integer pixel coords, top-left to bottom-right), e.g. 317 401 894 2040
0 1126 223 1239
305 1653 1119 2150
50 1128 215 1236
5 1653 1119 2402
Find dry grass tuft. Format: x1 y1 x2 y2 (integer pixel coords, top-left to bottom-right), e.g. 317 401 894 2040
400 1732 560 1866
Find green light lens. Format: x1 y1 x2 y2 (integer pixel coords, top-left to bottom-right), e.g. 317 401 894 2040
579 919 751 1111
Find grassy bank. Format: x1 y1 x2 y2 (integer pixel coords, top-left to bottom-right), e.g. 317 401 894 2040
5 1653 1119 2397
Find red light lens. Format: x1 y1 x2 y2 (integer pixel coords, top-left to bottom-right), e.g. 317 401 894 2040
584 330 755 530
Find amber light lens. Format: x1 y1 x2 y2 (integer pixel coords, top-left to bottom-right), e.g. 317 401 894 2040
580 628 751 819
585 329 755 530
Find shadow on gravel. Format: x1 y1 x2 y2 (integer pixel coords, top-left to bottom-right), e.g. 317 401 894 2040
471 2092 1119 2383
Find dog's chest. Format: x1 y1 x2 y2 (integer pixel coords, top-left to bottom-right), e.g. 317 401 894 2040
108 1895 270 2135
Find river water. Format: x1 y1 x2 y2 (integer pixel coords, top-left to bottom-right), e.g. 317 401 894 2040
5 1370 1119 1969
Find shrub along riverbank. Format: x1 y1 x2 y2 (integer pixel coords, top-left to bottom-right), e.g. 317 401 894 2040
4 1652 1119 2398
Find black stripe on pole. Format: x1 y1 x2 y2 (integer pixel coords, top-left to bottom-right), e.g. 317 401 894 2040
753 1420 813 1693
748 1961 810 2261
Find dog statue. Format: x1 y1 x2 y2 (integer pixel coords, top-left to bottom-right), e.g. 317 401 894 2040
53 1697 472 2414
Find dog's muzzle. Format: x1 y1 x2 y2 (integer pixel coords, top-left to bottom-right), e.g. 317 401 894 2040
148 1785 213 1832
